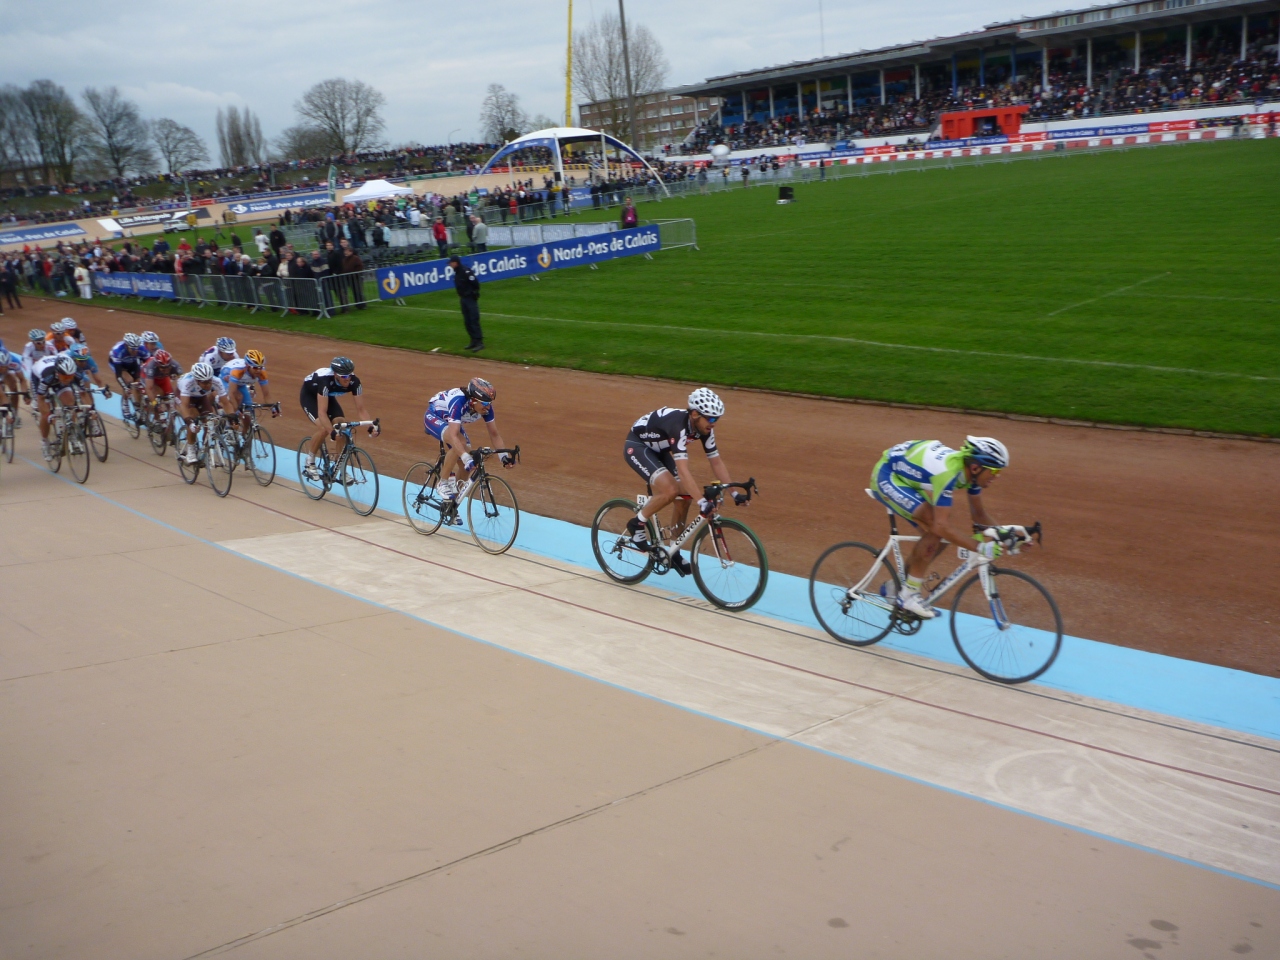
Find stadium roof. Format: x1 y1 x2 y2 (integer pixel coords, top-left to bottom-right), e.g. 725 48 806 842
671 0 1279 96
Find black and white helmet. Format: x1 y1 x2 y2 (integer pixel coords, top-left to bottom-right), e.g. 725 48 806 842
191 361 215 381
55 355 78 375
964 436 1010 470
688 387 724 419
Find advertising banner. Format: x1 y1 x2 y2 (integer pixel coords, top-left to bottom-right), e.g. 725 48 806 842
92 272 178 299
376 225 661 299
223 191 330 216
0 223 87 246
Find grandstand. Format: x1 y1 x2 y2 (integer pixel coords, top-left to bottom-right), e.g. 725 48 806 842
668 0 1279 153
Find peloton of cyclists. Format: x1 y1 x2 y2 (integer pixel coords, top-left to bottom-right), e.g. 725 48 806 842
869 436 1027 619
422 377 514 510
624 387 748 576
299 357 378 481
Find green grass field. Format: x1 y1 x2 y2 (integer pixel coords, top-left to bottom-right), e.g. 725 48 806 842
86 140 1280 436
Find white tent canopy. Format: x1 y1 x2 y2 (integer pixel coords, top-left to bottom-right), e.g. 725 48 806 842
342 179 415 203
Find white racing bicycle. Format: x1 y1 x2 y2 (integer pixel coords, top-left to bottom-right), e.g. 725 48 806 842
808 489 1062 684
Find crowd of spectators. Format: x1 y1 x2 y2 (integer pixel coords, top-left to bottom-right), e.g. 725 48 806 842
676 47 1279 155
1 142 498 228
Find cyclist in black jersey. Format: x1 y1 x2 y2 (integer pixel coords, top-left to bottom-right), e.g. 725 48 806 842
624 387 747 574
300 357 378 480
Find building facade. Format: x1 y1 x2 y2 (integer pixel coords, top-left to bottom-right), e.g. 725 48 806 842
577 93 722 151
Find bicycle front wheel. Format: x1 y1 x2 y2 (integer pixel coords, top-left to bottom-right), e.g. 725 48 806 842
1 413 13 463
690 517 768 610
341 446 379 516
403 461 446 535
207 433 235 498
121 395 140 439
297 438 329 499
66 422 90 484
246 424 276 486
85 411 109 462
950 567 1063 684
591 498 653 584
468 474 519 554
809 542 899 646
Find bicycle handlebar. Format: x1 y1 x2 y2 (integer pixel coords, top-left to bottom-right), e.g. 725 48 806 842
474 445 520 464
703 478 758 502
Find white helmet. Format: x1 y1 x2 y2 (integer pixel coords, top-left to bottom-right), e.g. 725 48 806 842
123 333 142 347
191 361 215 381
964 436 1010 470
55 355 78 375
50 321 65 333
688 387 724 418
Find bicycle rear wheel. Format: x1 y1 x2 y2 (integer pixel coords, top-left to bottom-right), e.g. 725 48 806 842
690 517 768 610
297 438 329 500
66 421 90 484
148 410 169 455
1 412 13 463
121 394 140 439
341 446 379 516
85 410 109 462
467 474 519 554
950 567 1063 684
403 460 446 535
591 498 653 584
809 542 899 646
49 422 64 473
207 431 235 498
246 424 276 486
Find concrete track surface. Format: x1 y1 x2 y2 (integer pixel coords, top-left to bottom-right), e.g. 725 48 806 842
2 408 1277 958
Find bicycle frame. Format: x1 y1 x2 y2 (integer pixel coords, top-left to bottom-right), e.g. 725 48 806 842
854 534 993 617
636 478 758 562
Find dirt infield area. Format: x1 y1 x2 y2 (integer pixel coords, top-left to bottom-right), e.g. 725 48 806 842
10 299 1278 676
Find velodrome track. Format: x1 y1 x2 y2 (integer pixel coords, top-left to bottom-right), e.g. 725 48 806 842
2 301 1278 956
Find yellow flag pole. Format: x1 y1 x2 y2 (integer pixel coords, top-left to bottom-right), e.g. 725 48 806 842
565 0 574 126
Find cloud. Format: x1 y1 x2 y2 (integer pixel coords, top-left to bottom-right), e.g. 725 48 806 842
0 0 1036 148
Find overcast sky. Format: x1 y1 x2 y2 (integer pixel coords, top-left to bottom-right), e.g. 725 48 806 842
0 0 1039 154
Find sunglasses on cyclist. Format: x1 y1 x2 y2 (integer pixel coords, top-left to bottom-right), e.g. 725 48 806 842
700 414 718 425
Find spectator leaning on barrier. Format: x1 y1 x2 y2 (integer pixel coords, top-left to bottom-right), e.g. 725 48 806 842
433 218 448 259
470 216 488 253
449 256 483 352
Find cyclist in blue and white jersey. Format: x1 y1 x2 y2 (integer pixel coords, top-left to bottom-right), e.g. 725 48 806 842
65 343 109 399
176 362 237 463
197 336 239 375
422 377 512 504
109 333 150 412
869 436 1025 618
140 331 164 354
623 387 746 575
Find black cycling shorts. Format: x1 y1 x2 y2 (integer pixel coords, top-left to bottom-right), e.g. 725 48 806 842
300 386 344 423
624 433 678 485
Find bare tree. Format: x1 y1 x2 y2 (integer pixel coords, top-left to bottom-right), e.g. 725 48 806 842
526 113 561 134
215 105 266 167
293 78 386 156
273 123 331 161
82 86 155 177
150 117 208 174
18 80 86 184
0 84 38 184
478 84 527 143
572 13 668 143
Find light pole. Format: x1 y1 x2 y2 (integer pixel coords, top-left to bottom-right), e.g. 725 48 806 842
618 0 637 149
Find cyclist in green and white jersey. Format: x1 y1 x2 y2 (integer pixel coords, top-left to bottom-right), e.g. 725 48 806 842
870 436 1026 618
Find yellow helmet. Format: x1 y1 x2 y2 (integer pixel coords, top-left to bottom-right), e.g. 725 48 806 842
245 349 265 368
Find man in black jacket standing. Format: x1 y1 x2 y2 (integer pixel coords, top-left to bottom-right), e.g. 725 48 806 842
449 256 483 351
